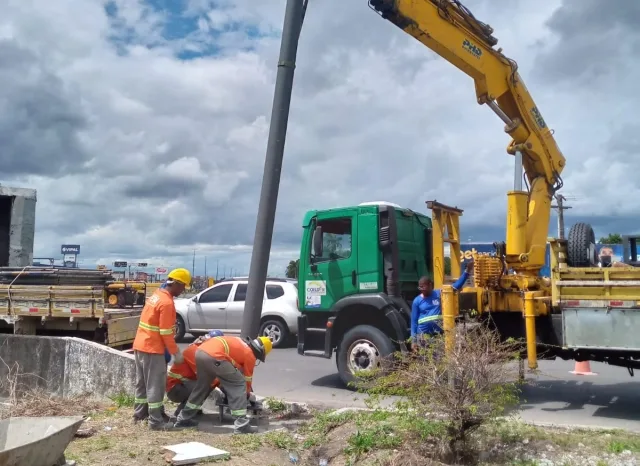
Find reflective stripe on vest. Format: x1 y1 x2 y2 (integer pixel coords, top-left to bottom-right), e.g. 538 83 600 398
213 337 238 366
138 321 173 336
138 321 160 332
168 371 186 380
418 315 442 324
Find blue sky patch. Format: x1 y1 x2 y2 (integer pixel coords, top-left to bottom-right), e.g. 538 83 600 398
103 0 274 59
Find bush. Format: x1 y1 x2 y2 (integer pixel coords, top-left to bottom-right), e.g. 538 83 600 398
356 324 523 464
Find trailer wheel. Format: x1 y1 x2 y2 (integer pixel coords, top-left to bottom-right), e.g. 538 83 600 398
567 222 598 267
336 325 395 389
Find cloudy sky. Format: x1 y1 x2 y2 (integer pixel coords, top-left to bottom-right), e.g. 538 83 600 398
1 0 637 277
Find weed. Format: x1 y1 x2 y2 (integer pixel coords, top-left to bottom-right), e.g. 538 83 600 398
264 396 287 413
345 423 402 462
229 433 262 453
263 430 298 450
607 438 640 454
109 392 135 408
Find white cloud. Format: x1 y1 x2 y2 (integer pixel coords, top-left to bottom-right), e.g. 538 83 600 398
2 0 639 277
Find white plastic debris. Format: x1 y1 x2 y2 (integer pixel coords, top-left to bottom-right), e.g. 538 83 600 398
162 442 230 465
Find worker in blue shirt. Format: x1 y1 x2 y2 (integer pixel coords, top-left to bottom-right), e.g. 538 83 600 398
411 260 474 344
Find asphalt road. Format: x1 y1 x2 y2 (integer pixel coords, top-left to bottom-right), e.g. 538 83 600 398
179 338 640 432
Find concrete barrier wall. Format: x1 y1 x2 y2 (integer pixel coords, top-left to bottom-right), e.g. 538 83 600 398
0 335 135 400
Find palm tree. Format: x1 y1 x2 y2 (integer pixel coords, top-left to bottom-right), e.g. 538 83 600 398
285 259 299 279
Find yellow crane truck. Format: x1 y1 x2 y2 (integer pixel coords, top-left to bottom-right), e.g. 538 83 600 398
291 0 640 384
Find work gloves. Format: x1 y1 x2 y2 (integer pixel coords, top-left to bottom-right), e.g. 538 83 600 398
173 350 184 364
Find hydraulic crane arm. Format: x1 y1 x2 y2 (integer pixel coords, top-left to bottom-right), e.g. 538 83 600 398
370 0 566 273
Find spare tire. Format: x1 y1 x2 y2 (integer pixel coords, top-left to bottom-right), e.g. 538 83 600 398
567 222 597 267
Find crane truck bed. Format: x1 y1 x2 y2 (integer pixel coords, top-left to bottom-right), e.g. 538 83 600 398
0 267 145 349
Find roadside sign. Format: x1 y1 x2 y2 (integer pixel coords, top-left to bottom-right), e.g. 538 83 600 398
114 261 127 268
156 267 167 274
137 262 148 267
61 244 80 254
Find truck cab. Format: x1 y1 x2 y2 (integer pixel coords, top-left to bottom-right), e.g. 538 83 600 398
296 201 436 385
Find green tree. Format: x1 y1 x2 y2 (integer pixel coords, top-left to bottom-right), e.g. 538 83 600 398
285 259 299 279
599 233 623 244
444 256 451 276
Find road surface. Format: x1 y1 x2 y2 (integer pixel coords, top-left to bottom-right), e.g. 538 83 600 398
179 338 640 431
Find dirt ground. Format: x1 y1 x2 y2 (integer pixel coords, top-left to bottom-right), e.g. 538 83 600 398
5 392 640 466
64 403 304 466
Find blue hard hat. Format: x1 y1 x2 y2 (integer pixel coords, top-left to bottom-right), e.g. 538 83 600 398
208 330 224 338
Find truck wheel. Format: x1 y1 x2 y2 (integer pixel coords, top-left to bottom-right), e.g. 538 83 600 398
567 222 598 267
336 325 396 389
174 315 186 342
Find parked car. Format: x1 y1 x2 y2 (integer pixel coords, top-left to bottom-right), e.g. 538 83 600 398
173 277 300 348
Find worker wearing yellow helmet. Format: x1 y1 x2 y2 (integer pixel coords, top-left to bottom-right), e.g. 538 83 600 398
174 334 272 433
132 267 191 430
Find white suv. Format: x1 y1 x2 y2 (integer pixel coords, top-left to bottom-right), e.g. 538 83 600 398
173 278 300 348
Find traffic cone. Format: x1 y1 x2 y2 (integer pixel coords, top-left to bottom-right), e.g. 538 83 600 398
569 360 597 376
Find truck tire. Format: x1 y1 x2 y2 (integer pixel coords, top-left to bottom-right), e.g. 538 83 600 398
336 325 396 389
567 222 597 267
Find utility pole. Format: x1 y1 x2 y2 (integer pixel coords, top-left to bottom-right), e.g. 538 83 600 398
551 194 572 239
241 0 308 341
204 257 207 280
216 260 219 280
192 249 196 278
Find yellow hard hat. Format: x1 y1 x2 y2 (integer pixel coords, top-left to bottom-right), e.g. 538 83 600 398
258 336 273 356
167 268 191 285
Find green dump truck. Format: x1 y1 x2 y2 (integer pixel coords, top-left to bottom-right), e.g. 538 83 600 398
296 201 441 385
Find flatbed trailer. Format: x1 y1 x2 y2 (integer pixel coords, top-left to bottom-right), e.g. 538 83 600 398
545 239 640 373
0 284 142 349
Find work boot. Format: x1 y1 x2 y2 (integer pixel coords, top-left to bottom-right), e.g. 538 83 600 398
132 415 148 425
149 422 178 431
174 418 199 429
233 417 258 434
162 411 177 423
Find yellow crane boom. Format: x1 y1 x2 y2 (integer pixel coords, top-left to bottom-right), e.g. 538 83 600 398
370 0 566 274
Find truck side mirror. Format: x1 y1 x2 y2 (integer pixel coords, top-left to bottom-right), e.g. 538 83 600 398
312 225 323 258
192 295 199 303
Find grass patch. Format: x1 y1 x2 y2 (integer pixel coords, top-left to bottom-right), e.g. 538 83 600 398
109 392 135 408
607 438 640 454
263 430 298 450
229 433 263 453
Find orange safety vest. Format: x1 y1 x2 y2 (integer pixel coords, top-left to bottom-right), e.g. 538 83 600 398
198 336 256 392
133 288 179 355
166 342 220 392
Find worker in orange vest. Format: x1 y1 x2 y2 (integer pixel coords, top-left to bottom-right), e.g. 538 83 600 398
174 335 272 433
166 330 226 419
132 267 191 430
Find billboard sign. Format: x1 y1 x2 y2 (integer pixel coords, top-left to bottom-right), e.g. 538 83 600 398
156 267 167 274
61 244 80 255
114 261 128 268
137 262 148 267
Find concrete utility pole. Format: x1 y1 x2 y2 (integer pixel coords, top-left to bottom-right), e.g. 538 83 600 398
241 0 308 341
551 194 572 239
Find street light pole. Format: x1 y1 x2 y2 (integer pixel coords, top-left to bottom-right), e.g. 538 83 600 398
241 0 308 341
